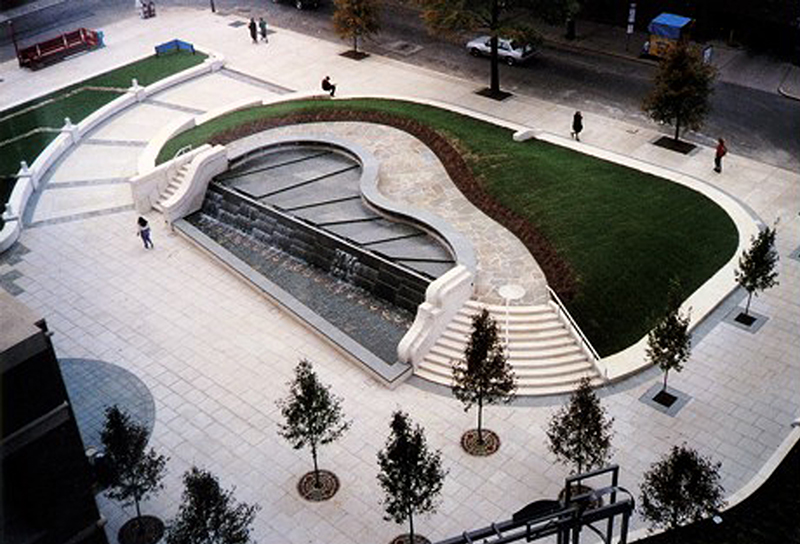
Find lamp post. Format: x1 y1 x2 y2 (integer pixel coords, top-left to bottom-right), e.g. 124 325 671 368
210 0 216 13
498 284 525 347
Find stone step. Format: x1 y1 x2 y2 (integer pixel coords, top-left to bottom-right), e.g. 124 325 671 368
414 366 600 396
419 358 593 380
424 349 588 372
437 332 575 352
428 342 584 362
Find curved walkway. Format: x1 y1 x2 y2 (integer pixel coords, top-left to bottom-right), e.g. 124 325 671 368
228 122 550 305
1 8 798 544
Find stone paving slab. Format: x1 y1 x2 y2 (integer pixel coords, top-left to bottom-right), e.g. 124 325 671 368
45 144 141 184
88 102 193 142
29 184 133 225
150 70 276 112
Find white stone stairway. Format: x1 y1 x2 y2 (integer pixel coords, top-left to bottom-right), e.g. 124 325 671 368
152 163 191 212
414 300 602 396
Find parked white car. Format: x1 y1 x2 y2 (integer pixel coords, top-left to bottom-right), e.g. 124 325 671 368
466 36 536 66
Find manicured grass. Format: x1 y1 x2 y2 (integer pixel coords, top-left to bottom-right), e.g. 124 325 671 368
156 99 738 355
0 50 207 177
0 49 207 229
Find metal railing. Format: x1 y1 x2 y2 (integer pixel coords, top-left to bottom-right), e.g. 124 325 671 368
547 286 606 380
173 144 193 159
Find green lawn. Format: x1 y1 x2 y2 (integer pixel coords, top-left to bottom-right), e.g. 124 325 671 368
0 49 207 228
156 99 738 355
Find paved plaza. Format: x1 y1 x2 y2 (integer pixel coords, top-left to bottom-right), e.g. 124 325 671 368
1 7 799 544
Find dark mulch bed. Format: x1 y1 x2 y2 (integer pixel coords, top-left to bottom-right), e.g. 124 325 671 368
297 469 340 502
340 50 370 60
208 108 578 300
118 515 164 544
475 88 513 101
653 136 696 154
461 429 501 456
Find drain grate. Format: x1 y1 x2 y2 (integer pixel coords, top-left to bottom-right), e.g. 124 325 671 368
382 40 423 56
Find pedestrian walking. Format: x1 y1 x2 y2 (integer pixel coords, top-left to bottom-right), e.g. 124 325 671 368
259 17 268 42
571 111 583 141
248 18 258 44
137 217 154 249
321 75 336 97
714 137 727 173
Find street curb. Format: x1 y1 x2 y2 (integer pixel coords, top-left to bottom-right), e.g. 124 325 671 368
777 65 800 101
542 36 656 68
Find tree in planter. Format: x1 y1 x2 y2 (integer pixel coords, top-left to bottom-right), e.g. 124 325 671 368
546 377 613 475
377 411 447 544
415 0 544 97
452 308 516 450
277 359 351 496
646 280 691 393
642 41 716 142
100 405 168 535
640 444 725 532
166 467 260 544
735 225 779 318
333 0 381 56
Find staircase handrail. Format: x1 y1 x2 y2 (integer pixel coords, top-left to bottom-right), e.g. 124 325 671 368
173 144 193 159
546 286 606 380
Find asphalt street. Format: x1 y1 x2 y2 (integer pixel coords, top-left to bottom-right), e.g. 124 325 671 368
2 0 799 169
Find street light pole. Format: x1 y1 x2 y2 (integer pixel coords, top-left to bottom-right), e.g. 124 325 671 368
210 0 216 13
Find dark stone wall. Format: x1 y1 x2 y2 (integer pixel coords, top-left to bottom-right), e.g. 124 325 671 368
201 184 429 313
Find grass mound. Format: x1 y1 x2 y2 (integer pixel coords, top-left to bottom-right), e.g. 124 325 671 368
156 99 738 355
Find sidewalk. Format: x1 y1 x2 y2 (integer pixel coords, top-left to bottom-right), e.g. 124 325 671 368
533 17 800 100
1 7 798 544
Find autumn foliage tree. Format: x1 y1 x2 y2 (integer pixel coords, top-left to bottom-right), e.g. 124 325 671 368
415 0 542 96
642 42 716 141
333 0 381 55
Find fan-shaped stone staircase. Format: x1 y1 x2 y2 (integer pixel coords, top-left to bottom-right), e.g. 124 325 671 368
414 300 603 396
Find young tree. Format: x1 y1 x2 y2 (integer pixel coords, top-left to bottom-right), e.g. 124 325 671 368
333 0 381 55
100 405 168 525
546 377 613 475
642 42 716 141
277 360 351 488
377 411 447 544
640 444 725 532
452 308 516 445
646 281 691 392
415 0 543 96
166 467 260 544
735 225 779 317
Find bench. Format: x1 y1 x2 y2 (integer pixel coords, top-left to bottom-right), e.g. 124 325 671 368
154 39 195 57
17 28 103 70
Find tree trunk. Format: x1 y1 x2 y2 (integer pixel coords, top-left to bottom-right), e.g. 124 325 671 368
477 396 484 444
353 34 358 54
745 291 753 316
489 0 500 95
662 368 669 391
673 115 681 141
408 508 415 543
312 443 320 487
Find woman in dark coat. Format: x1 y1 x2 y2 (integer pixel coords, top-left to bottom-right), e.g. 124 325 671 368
571 111 583 141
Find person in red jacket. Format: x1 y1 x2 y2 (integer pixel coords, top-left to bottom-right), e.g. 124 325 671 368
714 138 727 173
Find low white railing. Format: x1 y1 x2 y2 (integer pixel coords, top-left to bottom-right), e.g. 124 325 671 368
547 285 606 379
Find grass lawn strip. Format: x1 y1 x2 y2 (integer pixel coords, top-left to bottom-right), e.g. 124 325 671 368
0 50 207 229
156 98 738 356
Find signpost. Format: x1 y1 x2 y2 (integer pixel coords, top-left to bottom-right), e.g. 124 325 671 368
625 2 636 51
